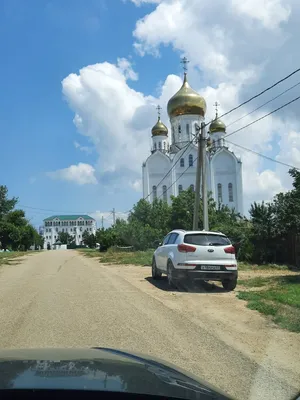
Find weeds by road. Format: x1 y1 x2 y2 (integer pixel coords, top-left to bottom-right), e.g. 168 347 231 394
78 248 153 266
238 275 300 332
0 251 34 266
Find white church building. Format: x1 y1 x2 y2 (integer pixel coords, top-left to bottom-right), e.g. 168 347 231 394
142 68 243 215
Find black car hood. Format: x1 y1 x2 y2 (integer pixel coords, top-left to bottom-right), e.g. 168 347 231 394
0 347 231 399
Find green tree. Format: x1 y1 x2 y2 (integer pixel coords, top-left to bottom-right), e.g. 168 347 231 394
0 186 18 219
82 231 97 248
57 232 75 245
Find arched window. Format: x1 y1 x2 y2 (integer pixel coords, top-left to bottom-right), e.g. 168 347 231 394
178 125 181 134
178 184 183 193
212 140 215 147
163 142 166 150
217 183 222 203
153 186 157 201
162 185 167 202
186 124 189 136
190 184 195 192
189 154 193 167
154 142 157 150
158 141 161 150
228 183 233 202
180 158 184 167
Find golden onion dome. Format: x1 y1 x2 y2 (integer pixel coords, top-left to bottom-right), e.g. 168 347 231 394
151 117 168 136
209 114 226 133
167 73 207 118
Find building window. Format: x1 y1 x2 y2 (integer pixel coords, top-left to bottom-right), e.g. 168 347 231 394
178 185 183 194
190 184 194 191
180 158 184 167
154 142 157 150
228 183 233 202
163 142 166 150
186 124 189 135
217 183 222 203
158 141 161 150
178 125 181 134
162 185 167 202
80 227 82 232
189 154 193 167
56 228 58 232
62 229 64 233
153 185 157 200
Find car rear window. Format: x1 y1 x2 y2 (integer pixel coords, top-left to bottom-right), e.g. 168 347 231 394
184 234 231 246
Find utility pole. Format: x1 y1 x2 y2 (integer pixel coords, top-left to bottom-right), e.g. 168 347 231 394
101 216 104 229
193 122 209 231
112 208 116 225
201 124 209 231
193 124 202 230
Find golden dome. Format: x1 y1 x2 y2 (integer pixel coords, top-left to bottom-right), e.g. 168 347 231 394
151 117 168 136
209 114 226 133
167 73 207 118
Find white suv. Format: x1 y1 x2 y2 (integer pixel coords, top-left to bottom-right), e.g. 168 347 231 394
152 230 238 291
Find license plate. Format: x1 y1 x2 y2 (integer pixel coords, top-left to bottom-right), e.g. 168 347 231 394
201 265 220 270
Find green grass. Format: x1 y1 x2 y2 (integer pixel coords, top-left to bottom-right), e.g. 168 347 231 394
78 248 153 266
238 262 289 271
237 275 300 332
0 251 32 266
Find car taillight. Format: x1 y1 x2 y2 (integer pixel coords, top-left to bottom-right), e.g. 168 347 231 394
178 244 196 253
224 246 235 254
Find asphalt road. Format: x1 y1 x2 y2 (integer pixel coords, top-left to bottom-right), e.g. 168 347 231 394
0 250 299 400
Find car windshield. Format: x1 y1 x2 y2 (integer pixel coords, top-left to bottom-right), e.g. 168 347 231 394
184 234 231 246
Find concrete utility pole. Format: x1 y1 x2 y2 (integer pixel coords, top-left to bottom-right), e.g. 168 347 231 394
101 216 104 229
112 208 116 225
193 122 209 231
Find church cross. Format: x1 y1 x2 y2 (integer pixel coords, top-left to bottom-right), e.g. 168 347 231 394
181 57 189 73
156 105 162 118
214 101 220 117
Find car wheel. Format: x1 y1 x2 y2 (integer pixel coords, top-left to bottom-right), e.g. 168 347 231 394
152 258 162 280
222 278 237 291
167 261 176 288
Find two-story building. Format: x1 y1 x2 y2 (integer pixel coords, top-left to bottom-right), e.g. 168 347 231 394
43 215 96 249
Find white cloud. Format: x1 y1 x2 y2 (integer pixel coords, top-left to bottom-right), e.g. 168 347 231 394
90 210 128 228
47 163 98 185
129 0 162 5
74 141 93 154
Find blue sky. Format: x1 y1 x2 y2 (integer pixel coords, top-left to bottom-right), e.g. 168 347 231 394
0 0 299 228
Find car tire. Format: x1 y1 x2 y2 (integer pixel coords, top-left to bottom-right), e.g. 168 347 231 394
222 278 237 291
167 261 176 288
152 258 162 280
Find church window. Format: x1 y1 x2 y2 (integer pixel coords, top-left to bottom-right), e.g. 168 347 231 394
163 142 166 150
162 185 167 202
178 125 181 134
180 158 185 167
154 142 157 150
228 183 233 202
158 141 161 150
153 186 157 201
217 183 222 203
179 184 183 193
217 139 221 147
189 154 193 167
190 184 194 191
186 124 189 135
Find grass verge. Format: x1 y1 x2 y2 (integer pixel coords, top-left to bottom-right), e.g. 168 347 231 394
238 262 289 271
0 251 32 266
78 248 153 266
237 275 300 332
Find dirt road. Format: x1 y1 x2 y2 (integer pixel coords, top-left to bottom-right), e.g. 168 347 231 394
0 250 299 399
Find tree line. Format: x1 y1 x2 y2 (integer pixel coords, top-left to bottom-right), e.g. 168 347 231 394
0 186 44 251
82 168 300 266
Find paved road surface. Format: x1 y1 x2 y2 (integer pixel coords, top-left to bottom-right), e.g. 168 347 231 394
0 251 299 400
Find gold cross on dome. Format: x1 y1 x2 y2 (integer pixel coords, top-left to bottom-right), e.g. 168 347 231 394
156 105 162 118
214 101 220 117
181 57 189 73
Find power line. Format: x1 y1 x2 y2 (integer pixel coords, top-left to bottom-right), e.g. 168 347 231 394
226 81 300 129
227 140 298 170
214 66 300 123
224 94 300 139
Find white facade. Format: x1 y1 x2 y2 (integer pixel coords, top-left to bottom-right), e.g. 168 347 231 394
43 215 96 249
142 74 244 215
